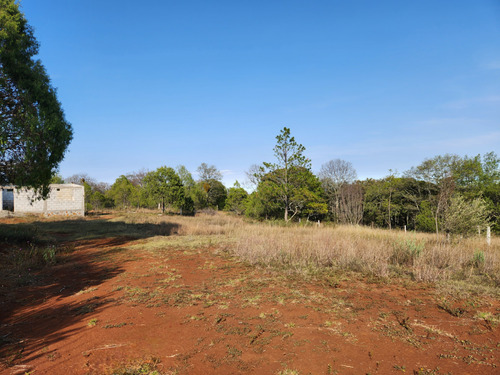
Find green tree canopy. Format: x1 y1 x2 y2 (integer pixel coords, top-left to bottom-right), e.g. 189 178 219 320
107 175 137 209
259 127 312 221
0 0 72 197
143 166 185 213
224 181 248 214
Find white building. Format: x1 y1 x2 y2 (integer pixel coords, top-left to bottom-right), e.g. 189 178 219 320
0 184 85 217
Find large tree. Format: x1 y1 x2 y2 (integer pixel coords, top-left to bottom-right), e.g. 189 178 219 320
0 0 72 197
319 159 357 222
143 167 185 213
107 175 137 209
258 127 318 222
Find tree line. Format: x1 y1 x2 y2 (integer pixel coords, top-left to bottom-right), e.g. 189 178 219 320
2 3 497 237
55 128 500 236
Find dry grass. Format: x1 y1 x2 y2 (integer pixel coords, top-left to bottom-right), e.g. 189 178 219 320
117 211 500 288
2 211 499 292
233 222 500 285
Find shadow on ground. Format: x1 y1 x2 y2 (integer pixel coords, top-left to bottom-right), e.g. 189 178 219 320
0 216 180 369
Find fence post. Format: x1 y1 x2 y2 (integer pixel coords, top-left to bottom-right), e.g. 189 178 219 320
404 225 407 234
487 226 491 246
317 220 320 227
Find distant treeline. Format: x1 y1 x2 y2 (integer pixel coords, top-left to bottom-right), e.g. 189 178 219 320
54 128 499 235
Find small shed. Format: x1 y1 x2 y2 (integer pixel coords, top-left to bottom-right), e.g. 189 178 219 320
0 184 85 217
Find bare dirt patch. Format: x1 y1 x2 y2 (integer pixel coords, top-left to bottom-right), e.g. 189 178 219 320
0 215 499 374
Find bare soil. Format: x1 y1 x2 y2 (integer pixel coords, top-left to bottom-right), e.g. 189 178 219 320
0 217 499 374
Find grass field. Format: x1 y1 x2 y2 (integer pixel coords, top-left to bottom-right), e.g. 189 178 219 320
0 211 499 374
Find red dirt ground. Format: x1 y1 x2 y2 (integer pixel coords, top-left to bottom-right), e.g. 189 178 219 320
0 221 499 374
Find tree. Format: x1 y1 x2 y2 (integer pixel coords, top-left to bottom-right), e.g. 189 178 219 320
50 173 64 184
319 159 357 222
252 167 327 221
405 155 457 236
197 163 222 181
193 163 226 210
125 168 149 188
442 194 490 236
197 179 227 210
337 182 364 225
143 167 185 213
224 181 248 214
176 165 195 198
0 0 72 197
107 175 137 209
260 127 312 221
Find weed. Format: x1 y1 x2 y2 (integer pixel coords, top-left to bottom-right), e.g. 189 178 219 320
472 250 485 268
87 318 98 327
475 311 500 329
109 356 164 375
437 298 467 317
391 238 425 266
103 322 128 329
226 345 242 358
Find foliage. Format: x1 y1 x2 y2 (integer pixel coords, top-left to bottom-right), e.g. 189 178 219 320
0 0 72 197
176 164 195 199
257 127 316 221
198 179 227 210
441 194 490 236
224 181 248 214
192 163 226 210
415 201 435 232
252 167 327 221
143 167 185 213
107 175 138 209
50 174 64 184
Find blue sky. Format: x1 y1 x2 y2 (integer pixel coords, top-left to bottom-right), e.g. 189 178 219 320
21 0 500 188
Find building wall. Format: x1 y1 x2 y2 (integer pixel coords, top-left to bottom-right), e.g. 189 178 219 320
9 184 85 216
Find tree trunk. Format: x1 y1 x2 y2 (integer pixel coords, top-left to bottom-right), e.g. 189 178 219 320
388 191 392 230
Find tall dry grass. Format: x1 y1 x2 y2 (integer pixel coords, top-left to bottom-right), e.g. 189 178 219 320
117 211 500 286
232 222 500 284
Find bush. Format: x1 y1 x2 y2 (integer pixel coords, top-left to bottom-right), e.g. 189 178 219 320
442 194 490 236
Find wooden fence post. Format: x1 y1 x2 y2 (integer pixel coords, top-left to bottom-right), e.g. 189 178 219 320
487 226 491 246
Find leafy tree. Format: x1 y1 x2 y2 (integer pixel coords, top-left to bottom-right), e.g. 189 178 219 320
143 166 185 213
50 174 64 184
415 201 435 232
406 155 457 236
176 165 196 200
253 167 327 221
89 190 113 211
0 0 72 197
225 181 248 214
441 194 490 236
193 163 226 210
107 175 137 209
202 179 227 210
259 127 312 221
362 177 432 230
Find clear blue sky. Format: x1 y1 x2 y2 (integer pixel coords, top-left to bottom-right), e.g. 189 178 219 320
21 0 500 188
